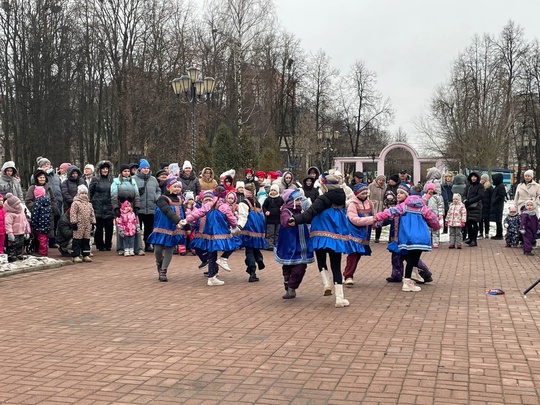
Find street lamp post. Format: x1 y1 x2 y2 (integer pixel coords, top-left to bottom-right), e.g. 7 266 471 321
369 150 377 181
171 67 215 170
317 129 339 171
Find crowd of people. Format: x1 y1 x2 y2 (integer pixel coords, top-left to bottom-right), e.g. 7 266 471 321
0 155 539 308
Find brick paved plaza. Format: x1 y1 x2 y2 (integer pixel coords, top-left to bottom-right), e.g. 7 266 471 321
1 240 540 404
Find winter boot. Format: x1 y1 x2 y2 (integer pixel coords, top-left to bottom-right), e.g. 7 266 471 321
402 278 421 292
334 283 350 308
411 268 424 284
282 288 296 299
248 270 259 282
156 260 163 274
72 256 83 263
320 268 333 296
82 256 92 262
158 268 168 282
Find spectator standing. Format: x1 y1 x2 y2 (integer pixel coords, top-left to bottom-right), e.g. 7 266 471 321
368 174 386 243
463 172 484 247
441 172 454 234
89 161 114 251
134 158 161 252
61 165 84 209
489 173 506 240
0 161 24 201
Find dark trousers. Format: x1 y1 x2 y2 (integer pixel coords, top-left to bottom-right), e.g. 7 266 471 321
138 214 154 246
7 235 24 260
207 251 219 277
375 227 382 241
221 250 233 259
72 238 91 257
494 221 503 237
283 264 307 289
244 247 263 274
265 223 280 249
95 217 114 250
466 220 478 243
404 250 422 279
315 248 343 284
480 218 490 236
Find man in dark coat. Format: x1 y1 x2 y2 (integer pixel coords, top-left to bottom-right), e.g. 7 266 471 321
463 172 484 247
89 161 114 251
489 173 506 240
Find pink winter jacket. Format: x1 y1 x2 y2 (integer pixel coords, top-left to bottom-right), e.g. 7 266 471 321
347 196 375 227
376 195 441 230
186 198 237 228
0 207 5 235
116 201 139 237
445 202 467 227
5 205 29 236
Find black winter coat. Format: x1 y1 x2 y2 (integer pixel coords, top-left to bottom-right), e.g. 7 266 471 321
56 211 72 248
490 173 506 222
464 172 484 222
481 185 493 220
178 172 201 196
61 166 84 209
89 162 114 219
262 195 284 225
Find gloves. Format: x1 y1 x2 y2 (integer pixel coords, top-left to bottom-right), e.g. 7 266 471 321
114 207 121 217
520 229 526 234
231 226 242 235
136 224 141 232
177 219 187 228
287 217 296 225
24 234 31 240
134 207 139 215
461 222 465 227
117 228 125 237
7 234 14 242
71 223 78 231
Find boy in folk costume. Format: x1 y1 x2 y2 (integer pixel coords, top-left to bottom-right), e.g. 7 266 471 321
237 182 267 282
343 183 374 285
275 189 314 299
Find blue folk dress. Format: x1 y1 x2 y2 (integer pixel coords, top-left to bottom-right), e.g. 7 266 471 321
189 202 241 252
275 208 314 265
147 196 186 247
347 202 372 256
310 206 364 254
397 206 432 251
239 199 267 249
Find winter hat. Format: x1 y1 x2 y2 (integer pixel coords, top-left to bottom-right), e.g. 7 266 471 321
244 182 256 198
320 173 341 191
375 174 386 182
201 190 214 201
59 163 71 171
213 185 227 199
480 174 489 182
389 174 400 184
33 169 48 183
525 199 536 208
184 191 195 201
84 164 94 173
284 189 302 203
525 169 534 178
236 181 245 190
165 177 179 189
155 169 167 178
397 183 410 196
509 205 517 213
5 193 20 209
121 200 132 210
268 171 280 180
128 162 139 170
159 162 170 169
255 170 266 179
119 163 130 172
245 168 253 175
353 171 364 179
77 184 88 195
426 183 436 191
353 183 369 196
139 159 150 169
269 184 280 194
220 169 236 180
182 160 192 170
452 193 462 202
34 186 46 199
37 157 51 167
226 190 237 202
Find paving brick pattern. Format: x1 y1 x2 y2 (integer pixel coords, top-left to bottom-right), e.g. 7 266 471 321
1 241 540 404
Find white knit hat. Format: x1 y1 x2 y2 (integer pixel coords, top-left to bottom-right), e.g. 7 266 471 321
236 181 245 189
182 160 192 170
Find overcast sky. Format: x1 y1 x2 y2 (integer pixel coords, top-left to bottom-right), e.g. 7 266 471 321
273 0 540 150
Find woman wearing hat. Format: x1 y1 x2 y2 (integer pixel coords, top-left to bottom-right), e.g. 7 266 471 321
134 158 161 252
368 175 386 243
514 169 540 211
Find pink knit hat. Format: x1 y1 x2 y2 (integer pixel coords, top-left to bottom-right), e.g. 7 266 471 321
34 186 46 199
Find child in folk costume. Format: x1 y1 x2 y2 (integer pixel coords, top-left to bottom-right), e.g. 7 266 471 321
116 200 140 257
70 185 96 263
275 189 314 299
177 190 195 256
30 186 52 256
289 171 365 308
237 182 267 282
343 183 374 285
375 184 440 292
504 206 521 248
4 193 30 262
187 189 240 286
445 193 467 249
214 186 236 272
520 200 538 256
147 177 188 282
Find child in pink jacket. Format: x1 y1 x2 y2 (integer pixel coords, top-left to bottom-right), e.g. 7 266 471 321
4 193 30 262
116 200 139 256
343 183 375 285
445 193 467 249
0 194 5 253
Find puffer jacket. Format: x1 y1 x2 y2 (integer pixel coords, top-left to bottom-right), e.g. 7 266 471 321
5 199 29 236
0 161 24 201
347 195 375 243
514 179 540 210
56 211 72 248
199 167 218 191
61 166 84 208
451 174 467 198
31 195 52 234
178 171 201 196
89 161 114 219
26 176 58 216
463 172 484 222
490 173 506 221
110 175 140 210
134 170 161 215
